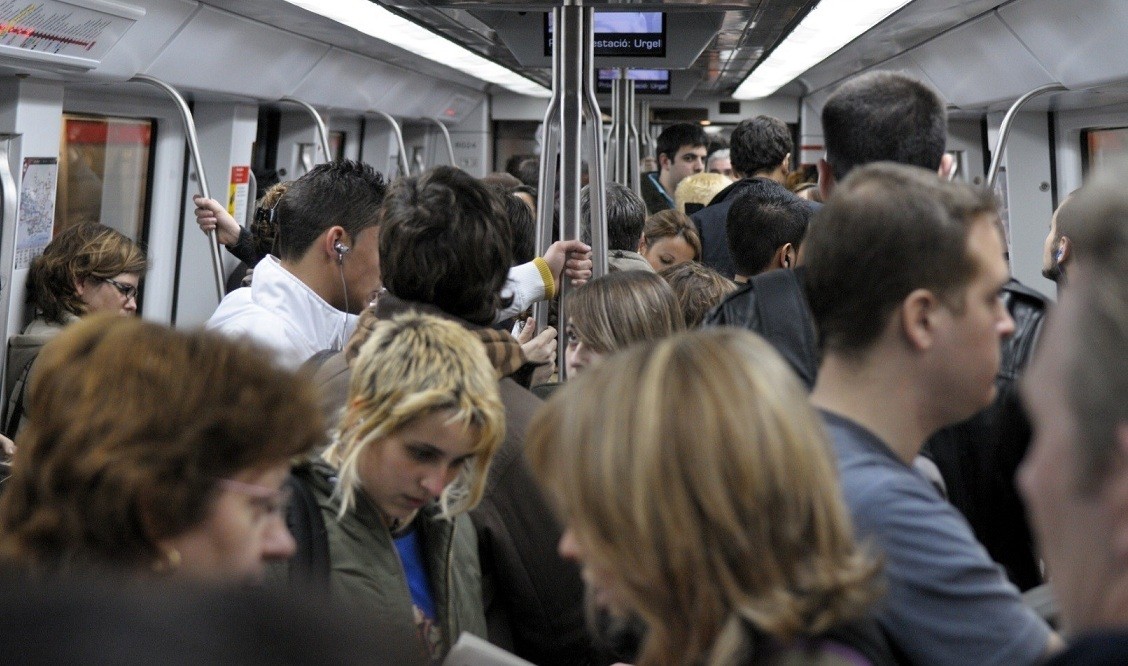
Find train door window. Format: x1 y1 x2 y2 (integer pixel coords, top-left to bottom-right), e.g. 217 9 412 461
56 114 155 244
1081 126 1128 176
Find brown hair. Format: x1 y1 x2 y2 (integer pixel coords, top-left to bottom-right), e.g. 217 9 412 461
803 163 998 357
565 271 684 355
659 262 736 328
641 209 702 261
0 316 324 575
26 224 147 324
529 329 879 666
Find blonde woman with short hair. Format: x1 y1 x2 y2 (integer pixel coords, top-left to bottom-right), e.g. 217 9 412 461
295 311 505 662
530 328 893 665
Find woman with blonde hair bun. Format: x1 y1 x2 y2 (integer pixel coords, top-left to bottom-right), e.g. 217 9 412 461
529 328 894 665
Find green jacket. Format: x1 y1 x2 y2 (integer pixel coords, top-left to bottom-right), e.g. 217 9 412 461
302 461 487 660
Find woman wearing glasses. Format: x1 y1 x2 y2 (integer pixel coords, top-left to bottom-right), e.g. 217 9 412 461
4 223 147 438
0 315 324 583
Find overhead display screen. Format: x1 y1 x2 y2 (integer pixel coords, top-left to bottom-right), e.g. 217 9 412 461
545 11 667 58
596 69 671 95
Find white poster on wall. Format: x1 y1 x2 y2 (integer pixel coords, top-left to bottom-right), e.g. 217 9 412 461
14 157 58 270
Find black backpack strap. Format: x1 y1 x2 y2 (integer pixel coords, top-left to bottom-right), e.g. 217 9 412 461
750 269 820 389
2 355 37 440
284 465 331 586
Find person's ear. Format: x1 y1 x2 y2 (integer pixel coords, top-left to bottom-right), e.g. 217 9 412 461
780 152 791 174
817 158 835 201
657 152 671 172
324 226 348 262
637 233 649 255
938 153 956 180
1057 236 1072 266
780 242 796 269
900 288 940 351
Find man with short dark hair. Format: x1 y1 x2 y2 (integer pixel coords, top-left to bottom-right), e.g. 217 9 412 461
1019 171 1128 661
580 182 654 272
806 163 1056 665
691 115 799 279
726 184 810 281
206 160 386 369
817 70 952 199
640 123 707 215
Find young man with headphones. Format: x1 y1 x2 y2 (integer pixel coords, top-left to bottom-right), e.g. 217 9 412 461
207 160 386 369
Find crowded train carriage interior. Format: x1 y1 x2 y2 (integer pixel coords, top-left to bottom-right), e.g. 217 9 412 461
0 0 1124 334
0 0 1127 662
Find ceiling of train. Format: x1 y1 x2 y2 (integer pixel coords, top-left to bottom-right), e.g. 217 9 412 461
376 0 819 96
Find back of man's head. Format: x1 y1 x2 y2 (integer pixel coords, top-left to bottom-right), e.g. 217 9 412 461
822 71 948 182
726 180 811 276
274 160 387 261
1048 174 1128 490
379 166 514 325
730 115 792 178
655 123 708 167
804 163 997 358
581 182 647 251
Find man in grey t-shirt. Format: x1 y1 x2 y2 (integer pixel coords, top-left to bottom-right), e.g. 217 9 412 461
804 164 1059 665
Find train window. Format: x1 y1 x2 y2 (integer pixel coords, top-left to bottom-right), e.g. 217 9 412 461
56 114 155 243
1081 126 1128 176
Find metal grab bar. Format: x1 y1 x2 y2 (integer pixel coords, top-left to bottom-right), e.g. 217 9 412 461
368 111 410 177
280 97 331 164
424 117 456 166
579 4 608 281
987 83 1067 188
626 82 641 195
129 75 224 301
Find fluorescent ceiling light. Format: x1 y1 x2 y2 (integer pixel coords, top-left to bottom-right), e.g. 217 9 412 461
732 0 913 100
282 0 551 98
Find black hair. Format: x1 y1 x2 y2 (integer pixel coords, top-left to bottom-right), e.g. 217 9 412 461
379 166 514 325
273 160 387 260
730 116 792 178
580 183 647 252
656 123 708 163
726 180 811 276
822 71 947 181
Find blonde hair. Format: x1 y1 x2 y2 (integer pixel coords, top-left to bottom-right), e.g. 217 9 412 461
641 209 702 261
322 312 505 519
529 328 879 666
674 172 733 213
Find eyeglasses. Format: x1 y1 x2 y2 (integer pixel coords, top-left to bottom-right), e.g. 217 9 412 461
102 277 138 302
218 478 292 520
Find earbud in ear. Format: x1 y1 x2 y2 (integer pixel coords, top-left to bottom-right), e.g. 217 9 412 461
334 242 351 263
1055 247 1065 263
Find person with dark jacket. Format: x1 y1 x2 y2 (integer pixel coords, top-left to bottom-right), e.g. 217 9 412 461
298 312 505 663
311 167 593 665
690 115 797 279
640 123 707 215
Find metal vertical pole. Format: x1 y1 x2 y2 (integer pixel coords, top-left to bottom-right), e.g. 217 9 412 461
579 5 608 280
423 117 456 167
626 81 641 196
639 100 654 158
605 72 620 184
532 6 563 335
610 70 631 189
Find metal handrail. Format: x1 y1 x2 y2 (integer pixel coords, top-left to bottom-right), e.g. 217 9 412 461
369 111 410 177
423 117 456 166
579 4 608 280
0 135 17 344
280 97 331 163
129 74 224 301
987 83 1067 188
